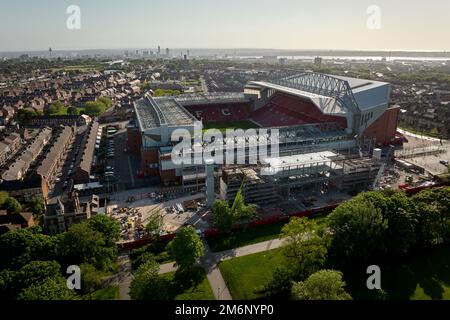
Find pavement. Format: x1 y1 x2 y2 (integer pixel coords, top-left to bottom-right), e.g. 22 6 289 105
155 238 286 300
117 254 132 300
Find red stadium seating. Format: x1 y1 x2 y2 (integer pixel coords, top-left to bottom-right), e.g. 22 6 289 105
184 103 251 123
251 93 347 128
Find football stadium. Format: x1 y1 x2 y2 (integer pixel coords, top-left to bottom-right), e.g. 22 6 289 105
128 72 402 205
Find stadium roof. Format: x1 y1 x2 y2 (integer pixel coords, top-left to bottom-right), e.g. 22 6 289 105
175 92 249 106
248 72 390 115
135 95 196 131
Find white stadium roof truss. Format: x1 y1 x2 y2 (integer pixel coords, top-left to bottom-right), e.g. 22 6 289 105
271 72 362 133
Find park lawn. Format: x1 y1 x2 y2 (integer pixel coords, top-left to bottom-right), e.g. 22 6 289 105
51 106 85 116
208 222 286 252
219 248 285 300
90 285 119 300
203 120 260 133
208 214 328 252
161 268 215 300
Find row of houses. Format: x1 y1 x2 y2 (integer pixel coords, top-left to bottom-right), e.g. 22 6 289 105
73 121 100 184
0 132 21 166
37 126 74 191
1 128 52 181
0 71 142 125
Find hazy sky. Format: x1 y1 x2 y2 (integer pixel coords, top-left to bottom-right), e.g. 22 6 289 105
0 0 449 51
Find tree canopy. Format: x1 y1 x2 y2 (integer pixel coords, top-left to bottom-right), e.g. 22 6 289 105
59 221 117 271
27 196 45 218
0 227 58 269
130 258 168 300
291 270 352 300
281 217 327 281
167 226 204 271
3 197 22 214
211 188 257 234
145 211 164 239
17 277 78 300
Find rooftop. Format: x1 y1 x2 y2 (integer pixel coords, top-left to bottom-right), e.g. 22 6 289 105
248 72 390 114
262 150 338 169
135 95 196 131
175 92 249 105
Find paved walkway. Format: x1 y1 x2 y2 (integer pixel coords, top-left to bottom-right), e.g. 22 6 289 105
156 238 286 300
201 241 232 300
213 238 285 262
117 254 132 300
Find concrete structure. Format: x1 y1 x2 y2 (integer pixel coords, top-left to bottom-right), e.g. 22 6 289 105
205 159 215 207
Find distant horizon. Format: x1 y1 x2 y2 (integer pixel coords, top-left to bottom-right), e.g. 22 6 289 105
1 1 449 53
1 48 450 55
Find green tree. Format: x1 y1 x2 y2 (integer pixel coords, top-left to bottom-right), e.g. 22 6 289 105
211 190 257 234
4 197 22 214
27 196 45 219
84 101 106 116
17 277 78 300
167 226 204 271
16 108 38 124
98 96 112 108
130 259 168 300
145 211 164 239
412 187 450 246
59 222 116 271
0 227 57 269
87 215 120 246
0 269 16 300
291 270 352 300
0 191 9 207
45 101 64 115
281 217 327 280
211 200 234 234
327 200 388 269
67 106 79 115
80 263 104 296
16 260 61 290
232 189 258 226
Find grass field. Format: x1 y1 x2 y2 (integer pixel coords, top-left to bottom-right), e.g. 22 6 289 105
51 65 103 73
207 215 328 252
90 285 119 300
219 240 450 300
51 106 85 116
208 222 286 252
219 248 285 300
203 120 260 133
161 268 215 300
